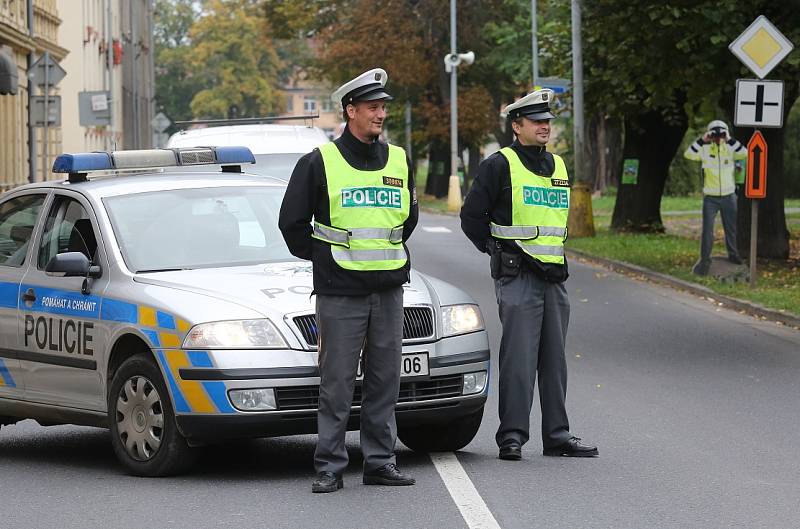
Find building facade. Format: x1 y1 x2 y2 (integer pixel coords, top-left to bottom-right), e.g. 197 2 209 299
0 0 67 190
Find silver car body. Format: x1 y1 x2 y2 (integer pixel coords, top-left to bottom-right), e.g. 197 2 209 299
0 170 489 448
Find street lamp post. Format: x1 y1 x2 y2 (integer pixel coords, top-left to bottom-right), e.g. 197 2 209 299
444 0 474 212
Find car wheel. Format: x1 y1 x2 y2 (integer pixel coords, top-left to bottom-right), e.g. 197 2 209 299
398 406 484 452
108 354 195 476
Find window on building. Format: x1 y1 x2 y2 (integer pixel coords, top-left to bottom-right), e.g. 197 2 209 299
321 99 333 113
303 96 317 113
286 95 294 112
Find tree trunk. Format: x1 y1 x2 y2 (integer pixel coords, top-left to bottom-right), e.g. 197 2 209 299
729 84 797 260
425 141 451 198
586 113 623 193
465 143 480 197
611 107 688 232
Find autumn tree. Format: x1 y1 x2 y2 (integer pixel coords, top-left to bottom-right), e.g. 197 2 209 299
154 0 201 130
188 0 284 119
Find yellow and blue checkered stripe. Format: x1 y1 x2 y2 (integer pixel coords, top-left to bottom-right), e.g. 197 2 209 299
0 358 17 388
101 299 235 414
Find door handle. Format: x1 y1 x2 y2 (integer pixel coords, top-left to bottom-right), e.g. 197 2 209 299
21 288 36 303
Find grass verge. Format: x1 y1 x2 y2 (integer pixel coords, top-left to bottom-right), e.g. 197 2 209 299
568 227 800 316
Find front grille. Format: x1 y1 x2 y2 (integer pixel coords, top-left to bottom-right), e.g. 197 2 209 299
292 306 434 347
275 374 464 411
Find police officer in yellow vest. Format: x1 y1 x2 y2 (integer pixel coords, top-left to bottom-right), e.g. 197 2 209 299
279 68 418 493
683 120 747 275
460 89 597 461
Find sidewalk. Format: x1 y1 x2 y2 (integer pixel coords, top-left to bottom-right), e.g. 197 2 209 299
567 249 800 330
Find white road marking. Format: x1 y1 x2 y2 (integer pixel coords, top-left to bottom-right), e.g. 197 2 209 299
429 452 502 529
422 226 453 233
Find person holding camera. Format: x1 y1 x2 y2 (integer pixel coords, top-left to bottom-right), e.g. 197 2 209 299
460 89 597 461
683 120 747 275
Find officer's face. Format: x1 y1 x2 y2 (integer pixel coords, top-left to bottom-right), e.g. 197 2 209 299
347 100 387 141
513 117 551 147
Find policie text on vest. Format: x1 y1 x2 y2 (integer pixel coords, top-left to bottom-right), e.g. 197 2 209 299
341 187 402 208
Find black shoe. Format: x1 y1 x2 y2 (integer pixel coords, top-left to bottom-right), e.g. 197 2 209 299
692 260 710 276
363 463 415 486
312 471 343 493
543 437 598 457
498 444 522 461
729 255 744 265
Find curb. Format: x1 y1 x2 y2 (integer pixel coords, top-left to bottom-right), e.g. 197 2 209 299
566 249 800 330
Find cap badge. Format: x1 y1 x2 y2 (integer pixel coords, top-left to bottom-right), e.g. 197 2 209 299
542 93 548 101
374 73 382 81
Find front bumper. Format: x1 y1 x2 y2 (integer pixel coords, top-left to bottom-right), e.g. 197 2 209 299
175 349 489 444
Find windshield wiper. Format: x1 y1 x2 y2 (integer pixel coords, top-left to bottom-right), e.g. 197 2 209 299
135 268 191 273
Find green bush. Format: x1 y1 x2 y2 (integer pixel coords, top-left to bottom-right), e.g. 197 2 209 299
665 129 702 196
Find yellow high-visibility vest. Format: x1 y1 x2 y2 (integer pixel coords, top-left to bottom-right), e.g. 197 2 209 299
490 147 569 265
312 142 410 271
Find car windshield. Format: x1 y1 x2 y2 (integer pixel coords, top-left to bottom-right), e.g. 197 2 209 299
103 186 295 272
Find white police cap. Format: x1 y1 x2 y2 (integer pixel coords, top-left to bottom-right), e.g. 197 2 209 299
707 120 729 133
502 89 556 120
331 68 393 109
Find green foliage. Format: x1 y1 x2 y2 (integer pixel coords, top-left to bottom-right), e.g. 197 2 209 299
189 0 284 119
665 129 702 196
154 0 200 128
154 0 285 123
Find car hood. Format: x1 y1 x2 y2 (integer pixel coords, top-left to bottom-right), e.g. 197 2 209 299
133 261 435 319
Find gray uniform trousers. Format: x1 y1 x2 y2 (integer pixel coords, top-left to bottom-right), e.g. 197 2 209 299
313 287 403 476
494 267 572 449
700 193 740 264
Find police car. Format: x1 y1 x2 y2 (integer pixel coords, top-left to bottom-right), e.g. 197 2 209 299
0 146 489 476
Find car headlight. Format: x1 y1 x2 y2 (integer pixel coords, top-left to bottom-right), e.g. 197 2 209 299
182 319 288 349
441 304 484 337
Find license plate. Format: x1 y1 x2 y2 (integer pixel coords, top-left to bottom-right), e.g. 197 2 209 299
356 352 429 380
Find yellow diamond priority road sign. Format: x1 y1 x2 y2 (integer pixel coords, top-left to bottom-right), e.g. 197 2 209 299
729 15 794 79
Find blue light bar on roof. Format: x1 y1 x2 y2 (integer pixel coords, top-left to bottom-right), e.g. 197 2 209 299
215 146 256 165
52 146 255 174
52 152 113 173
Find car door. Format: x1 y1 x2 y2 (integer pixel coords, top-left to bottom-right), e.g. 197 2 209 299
0 191 49 400
18 191 109 410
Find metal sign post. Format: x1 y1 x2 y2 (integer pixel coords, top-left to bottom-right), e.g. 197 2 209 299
745 131 767 288
27 52 66 181
729 16 794 289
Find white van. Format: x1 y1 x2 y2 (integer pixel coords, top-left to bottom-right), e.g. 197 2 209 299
167 122 330 180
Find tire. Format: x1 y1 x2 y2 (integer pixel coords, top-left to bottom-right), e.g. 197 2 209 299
108 354 196 476
398 406 484 452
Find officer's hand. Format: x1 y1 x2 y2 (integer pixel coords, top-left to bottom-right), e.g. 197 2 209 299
701 133 711 143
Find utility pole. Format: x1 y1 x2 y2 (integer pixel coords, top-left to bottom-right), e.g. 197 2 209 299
444 0 475 212
531 0 538 87
447 0 461 213
566 0 595 237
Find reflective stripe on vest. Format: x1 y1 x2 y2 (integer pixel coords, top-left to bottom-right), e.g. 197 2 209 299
489 223 567 240
317 142 410 271
313 221 404 248
493 147 570 265
331 248 408 262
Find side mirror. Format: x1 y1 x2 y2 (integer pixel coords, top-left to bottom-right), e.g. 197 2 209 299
45 252 102 278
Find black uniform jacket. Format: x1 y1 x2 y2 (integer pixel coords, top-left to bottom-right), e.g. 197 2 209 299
278 126 419 296
460 140 568 283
